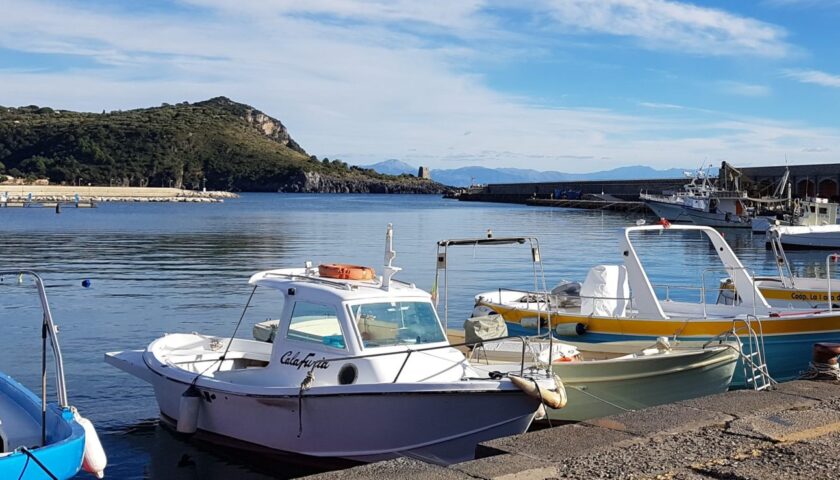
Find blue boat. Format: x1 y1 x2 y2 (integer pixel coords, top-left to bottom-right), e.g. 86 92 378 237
0 271 107 479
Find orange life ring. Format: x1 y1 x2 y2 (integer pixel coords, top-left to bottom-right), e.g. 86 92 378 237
319 264 376 281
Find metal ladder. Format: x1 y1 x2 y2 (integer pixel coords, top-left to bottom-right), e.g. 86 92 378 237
731 315 775 391
706 315 775 390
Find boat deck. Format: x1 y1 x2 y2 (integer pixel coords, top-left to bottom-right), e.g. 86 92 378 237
0 391 41 452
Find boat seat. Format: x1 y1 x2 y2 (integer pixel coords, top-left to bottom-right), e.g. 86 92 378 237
0 393 41 452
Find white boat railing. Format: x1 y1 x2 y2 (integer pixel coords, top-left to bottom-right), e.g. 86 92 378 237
700 266 759 319
768 230 796 289
826 253 840 312
0 271 70 446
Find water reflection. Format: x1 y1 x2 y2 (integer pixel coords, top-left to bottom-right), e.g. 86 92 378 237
2 194 840 478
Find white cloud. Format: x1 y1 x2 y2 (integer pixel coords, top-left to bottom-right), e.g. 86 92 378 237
638 101 684 110
717 81 772 97
0 0 834 173
540 0 790 58
784 69 840 88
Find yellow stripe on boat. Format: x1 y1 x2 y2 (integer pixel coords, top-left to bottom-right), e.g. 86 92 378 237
477 301 840 337
759 287 840 303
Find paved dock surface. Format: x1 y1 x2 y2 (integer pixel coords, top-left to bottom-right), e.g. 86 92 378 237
303 380 840 479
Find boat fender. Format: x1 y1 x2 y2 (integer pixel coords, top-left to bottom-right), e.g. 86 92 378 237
509 375 567 410
73 410 107 479
520 317 542 329
555 322 586 336
177 386 202 434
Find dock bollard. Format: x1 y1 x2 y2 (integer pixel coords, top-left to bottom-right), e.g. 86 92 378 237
800 343 840 381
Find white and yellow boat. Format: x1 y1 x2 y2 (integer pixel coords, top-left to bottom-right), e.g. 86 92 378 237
718 227 840 309
472 224 840 381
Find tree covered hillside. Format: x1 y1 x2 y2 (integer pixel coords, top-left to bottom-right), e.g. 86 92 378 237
0 97 443 193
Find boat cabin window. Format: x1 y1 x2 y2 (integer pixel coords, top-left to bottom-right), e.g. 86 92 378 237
287 302 346 350
351 301 446 348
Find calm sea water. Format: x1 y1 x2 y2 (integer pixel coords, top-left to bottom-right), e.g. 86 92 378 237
1 193 837 479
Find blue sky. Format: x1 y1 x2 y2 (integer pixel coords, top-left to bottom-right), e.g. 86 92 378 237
1 0 839 172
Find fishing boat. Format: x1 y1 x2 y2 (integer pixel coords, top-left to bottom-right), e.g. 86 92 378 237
0 271 107 480
639 169 714 223
473 224 840 381
105 226 559 466
435 236 740 422
751 197 838 233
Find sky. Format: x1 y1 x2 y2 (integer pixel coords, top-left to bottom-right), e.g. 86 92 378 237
1 0 839 172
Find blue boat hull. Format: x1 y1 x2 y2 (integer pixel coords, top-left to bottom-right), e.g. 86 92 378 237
0 373 85 480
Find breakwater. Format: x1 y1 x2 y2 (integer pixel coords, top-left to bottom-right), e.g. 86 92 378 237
0 185 238 204
455 178 683 212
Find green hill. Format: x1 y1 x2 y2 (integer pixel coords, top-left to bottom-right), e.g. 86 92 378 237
0 97 444 193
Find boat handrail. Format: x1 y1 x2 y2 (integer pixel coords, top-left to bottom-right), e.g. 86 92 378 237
0 271 70 446
700 266 758 319
259 271 416 292
297 334 538 383
826 254 840 312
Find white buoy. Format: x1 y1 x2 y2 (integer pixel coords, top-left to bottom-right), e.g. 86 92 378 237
176 387 201 434
554 322 586 336
73 411 107 479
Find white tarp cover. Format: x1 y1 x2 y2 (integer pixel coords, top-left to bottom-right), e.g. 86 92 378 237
464 314 508 344
580 265 629 317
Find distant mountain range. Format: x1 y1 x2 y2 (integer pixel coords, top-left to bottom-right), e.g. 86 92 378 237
360 159 715 187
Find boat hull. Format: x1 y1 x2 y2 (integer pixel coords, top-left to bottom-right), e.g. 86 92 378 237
550 345 738 421
482 300 840 382
645 200 690 222
684 209 750 228
107 351 540 465
0 373 85 480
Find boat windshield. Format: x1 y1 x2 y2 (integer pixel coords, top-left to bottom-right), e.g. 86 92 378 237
350 301 446 348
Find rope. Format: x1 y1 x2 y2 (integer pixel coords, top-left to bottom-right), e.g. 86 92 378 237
567 385 633 413
799 361 840 381
214 285 258 373
297 370 315 438
530 377 552 428
18 447 59 480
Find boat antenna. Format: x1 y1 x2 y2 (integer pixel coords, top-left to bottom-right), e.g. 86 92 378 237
382 224 401 290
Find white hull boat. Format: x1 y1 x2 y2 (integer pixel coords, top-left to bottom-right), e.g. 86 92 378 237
107 336 539 464
769 224 840 250
644 200 690 223
105 226 557 466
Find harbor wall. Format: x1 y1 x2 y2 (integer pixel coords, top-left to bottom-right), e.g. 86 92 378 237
739 163 840 199
305 379 840 480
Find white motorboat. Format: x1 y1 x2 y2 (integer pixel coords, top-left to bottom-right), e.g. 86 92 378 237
752 197 838 233
720 230 840 308
105 226 557 466
767 224 840 250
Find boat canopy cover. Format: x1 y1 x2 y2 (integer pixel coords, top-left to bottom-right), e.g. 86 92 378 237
437 237 531 247
580 265 629 317
464 314 508 344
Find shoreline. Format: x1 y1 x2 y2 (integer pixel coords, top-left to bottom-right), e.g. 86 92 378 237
0 185 238 203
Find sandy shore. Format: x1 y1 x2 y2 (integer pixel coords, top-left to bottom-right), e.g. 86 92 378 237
0 185 238 203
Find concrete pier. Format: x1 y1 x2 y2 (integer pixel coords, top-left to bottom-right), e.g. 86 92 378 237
304 379 840 479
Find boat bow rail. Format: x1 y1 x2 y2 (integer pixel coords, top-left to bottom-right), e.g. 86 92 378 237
0 271 70 442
